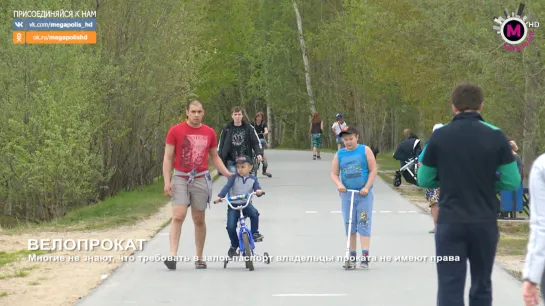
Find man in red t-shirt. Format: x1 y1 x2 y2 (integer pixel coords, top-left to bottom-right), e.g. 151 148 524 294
162 99 232 270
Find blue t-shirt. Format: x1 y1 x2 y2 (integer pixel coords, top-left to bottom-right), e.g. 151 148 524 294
338 144 370 190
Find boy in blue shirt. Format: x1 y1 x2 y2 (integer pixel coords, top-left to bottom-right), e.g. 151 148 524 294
215 155 264 258
330 126 378 268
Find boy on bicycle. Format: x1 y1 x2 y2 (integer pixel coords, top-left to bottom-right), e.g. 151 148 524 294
215 155 265 258
330 126 378 268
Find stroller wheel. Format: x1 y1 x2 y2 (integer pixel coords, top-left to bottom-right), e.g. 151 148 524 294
393 172 402 187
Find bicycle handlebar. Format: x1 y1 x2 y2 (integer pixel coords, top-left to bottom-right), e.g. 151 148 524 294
214 191 266 210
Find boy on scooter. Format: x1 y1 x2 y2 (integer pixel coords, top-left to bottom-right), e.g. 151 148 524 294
330 126 378 269
215 155 264 258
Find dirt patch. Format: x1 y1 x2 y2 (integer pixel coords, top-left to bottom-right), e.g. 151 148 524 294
0 203 173 306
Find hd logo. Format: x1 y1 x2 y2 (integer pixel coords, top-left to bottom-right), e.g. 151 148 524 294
492 3 539 51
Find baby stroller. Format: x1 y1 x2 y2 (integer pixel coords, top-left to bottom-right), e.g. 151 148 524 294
392 137 422 187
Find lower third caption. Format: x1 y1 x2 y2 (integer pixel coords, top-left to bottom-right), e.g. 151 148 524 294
27 254 460 263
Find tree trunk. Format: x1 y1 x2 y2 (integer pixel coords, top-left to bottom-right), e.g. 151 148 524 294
379 110 387 151
267 104 272 147
522 42 541 185
291 0 316 115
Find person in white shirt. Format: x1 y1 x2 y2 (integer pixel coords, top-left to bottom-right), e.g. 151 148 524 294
331 113 347 150
522 152 545 305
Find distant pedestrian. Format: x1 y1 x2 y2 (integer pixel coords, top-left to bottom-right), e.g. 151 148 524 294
509 140 523 178
309 112 323 160
331 113 347 150
417 83 521 306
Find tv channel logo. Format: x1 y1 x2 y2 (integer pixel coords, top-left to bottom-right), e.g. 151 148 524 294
492 3 539 51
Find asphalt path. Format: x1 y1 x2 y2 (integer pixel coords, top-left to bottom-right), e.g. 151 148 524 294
76 149 530 306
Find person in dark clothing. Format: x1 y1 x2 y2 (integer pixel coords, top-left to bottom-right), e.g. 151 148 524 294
251 112 272 177
309 112 324 160
218 106 263 175
417 83 521 306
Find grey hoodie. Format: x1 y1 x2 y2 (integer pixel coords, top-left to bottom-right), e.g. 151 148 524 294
523 153 545 284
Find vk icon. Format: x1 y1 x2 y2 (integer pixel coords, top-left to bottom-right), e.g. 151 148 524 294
13 19 25 30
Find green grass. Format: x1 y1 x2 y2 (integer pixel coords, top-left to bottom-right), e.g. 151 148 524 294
0 292 7 297
3 178 168 233
13 270 29 278
375 151 401 186
497 237 528 256
2 165 219 234
0 250 49 268
497 222 530 256
376 151 399 171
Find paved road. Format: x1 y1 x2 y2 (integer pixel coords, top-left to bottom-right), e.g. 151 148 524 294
77 150 529 306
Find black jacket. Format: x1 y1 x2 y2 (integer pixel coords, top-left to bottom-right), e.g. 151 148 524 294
417 112 521 223
393 137 422 161
217 121 263 164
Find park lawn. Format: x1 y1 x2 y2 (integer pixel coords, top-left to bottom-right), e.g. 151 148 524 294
496 222 530 256
0 250 50 269
375 151 399 171
1 165 217 234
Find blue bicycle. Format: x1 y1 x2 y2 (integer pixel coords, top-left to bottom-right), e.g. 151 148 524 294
214 191 271 271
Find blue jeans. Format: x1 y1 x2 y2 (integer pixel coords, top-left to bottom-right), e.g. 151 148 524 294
260 139 266 148
340 189 374 236
226 203 260 248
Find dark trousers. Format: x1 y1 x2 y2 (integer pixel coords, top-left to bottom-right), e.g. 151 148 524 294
435 222 499 306
226 204 259 248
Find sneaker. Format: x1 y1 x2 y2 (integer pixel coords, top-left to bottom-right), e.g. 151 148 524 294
253 233 264 242
313 155 316 160
228 247 238 258
164 259 176 270
262 172 272 178
343 258 357 269
360 257 369 268
317 155 321 160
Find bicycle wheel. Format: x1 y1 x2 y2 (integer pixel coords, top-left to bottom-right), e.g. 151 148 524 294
242 232 254 271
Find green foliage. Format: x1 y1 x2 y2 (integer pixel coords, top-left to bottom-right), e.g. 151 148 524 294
1 0 543 223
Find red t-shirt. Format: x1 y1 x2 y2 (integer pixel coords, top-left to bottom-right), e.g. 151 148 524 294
165 122 218 173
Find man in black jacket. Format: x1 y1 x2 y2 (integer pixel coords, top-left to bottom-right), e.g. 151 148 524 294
417 83 521 306
218 106 263 174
